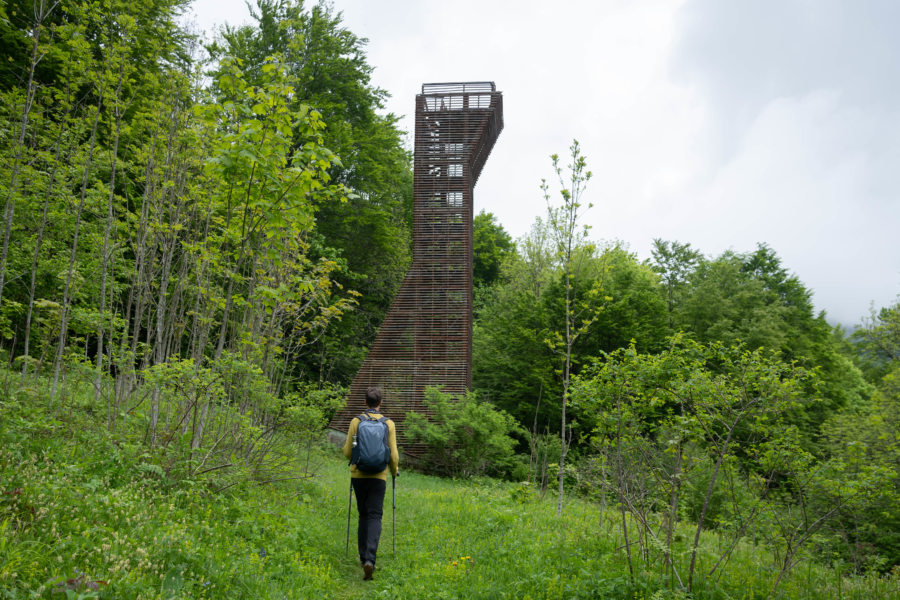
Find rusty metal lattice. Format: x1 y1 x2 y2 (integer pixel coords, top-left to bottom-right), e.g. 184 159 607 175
329 82 504 457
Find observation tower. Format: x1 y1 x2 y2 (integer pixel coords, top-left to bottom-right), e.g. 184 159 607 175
329 82 503 457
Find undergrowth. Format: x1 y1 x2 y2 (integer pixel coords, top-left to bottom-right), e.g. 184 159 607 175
1 372 898 599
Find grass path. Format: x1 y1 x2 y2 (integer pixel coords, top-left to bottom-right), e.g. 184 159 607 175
242 450 611 599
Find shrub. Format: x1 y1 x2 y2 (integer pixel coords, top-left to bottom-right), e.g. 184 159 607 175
404 387 526 479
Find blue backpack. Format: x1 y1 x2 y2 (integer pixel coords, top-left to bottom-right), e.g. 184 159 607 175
351 411 391 474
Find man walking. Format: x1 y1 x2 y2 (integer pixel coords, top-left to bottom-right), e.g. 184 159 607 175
342 386 399 580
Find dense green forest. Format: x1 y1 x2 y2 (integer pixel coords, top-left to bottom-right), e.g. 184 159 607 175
1 0 899 597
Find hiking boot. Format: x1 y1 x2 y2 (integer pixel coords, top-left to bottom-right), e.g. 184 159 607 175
362 562 374 580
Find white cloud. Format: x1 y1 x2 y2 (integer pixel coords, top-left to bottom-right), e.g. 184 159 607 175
666 0 900 324
672 90 900 324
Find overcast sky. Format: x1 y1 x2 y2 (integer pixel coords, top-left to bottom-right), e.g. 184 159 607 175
187 0 900 327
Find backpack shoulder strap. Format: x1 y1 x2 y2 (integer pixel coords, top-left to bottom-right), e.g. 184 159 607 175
362 409 388 421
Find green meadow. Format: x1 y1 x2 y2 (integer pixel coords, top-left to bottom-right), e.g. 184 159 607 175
2 379 897 600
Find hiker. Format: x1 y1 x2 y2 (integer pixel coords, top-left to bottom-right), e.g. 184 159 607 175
342 386 399 580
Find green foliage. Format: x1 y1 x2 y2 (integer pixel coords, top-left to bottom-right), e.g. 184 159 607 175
652 242 871 441
0 399 344 598
821 360 900 570
680 454 755 531
0 0 362 478
677 247 795 350
474 240 667 434
573 337 847 592
3 377 898 600
404 387 526 479
649 238 702 332
570 244 668 355
282 382 346 436
473 210 514 289
473 275 558 431
853 299 900 382
212 0 413 386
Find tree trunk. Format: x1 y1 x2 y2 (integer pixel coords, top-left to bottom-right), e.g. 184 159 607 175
616 395 635 583
666 433 683 586
50 103 101 408
149 160 182 445
557 245 573 516
0 13 47 307
21 98 71 383
115 112 161 422
687 426 736 591
96 60 127 406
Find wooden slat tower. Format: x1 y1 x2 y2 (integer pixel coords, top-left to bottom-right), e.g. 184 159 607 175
329 82 504 457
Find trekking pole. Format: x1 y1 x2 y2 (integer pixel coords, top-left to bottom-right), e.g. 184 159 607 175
345 478 352 556
392 475 396 556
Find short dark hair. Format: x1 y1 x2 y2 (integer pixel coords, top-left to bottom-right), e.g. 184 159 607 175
365 387 382 408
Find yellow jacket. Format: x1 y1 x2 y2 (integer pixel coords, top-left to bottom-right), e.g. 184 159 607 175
342 410 399 480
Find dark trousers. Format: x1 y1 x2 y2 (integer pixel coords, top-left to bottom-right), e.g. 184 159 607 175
352 477 386 566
